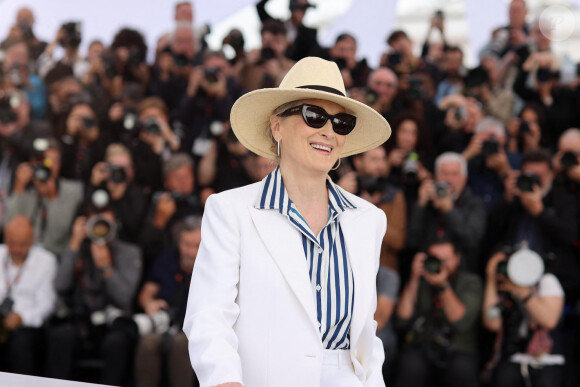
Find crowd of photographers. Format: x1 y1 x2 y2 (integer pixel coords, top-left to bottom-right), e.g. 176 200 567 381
0 0 579 386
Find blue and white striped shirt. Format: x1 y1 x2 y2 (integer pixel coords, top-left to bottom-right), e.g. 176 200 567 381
255 166 356 349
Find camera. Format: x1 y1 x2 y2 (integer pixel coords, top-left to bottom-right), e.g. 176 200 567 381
357 176 388 196
481 136 499 158
402 151 420 182
423 255 441 274
516 172 541 192
0 97 17 125
133 310 171 336
519 121 530 135
496 247 545 287
364 88 378 105
86 215 116 245
128 46 145 67
561 151 579 170
0 297 14 319
143 117 161 135
82 116 95 130
109 164 127 183
407 76 424 101
173 53 190 68
332 57 347 71
60 22 82 48
34 163 52 183
387 51 402 66
225 29 244 52
435 181 449 198
536 66 551 83
204 67 220 83
259 47 276 64
453 105 467 122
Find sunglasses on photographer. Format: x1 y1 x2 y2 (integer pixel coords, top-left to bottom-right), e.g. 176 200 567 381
277 104 357 135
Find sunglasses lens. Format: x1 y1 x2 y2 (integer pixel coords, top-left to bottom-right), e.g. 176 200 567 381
332 114 356 135
303 105 327 128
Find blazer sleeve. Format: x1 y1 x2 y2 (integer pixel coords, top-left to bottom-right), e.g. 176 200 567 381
183 194 244 387
363 209 387 387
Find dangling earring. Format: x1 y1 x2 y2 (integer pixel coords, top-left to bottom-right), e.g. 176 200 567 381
277 137 280 157
331 158 341 171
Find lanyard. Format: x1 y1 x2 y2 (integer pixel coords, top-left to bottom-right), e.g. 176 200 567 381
31 195 48 242
3 255 26 298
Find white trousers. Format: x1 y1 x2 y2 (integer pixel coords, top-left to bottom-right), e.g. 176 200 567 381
320 349 363 387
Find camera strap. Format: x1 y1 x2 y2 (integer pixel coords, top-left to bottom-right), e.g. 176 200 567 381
3 255 26 298
31 194 48 242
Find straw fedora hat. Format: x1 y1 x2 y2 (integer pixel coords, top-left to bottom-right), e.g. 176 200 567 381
230 56 391 160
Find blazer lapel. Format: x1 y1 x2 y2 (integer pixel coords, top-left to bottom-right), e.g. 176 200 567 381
339 208 375 348
248 207 318 330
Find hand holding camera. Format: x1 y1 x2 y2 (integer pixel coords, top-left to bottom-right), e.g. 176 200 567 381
417 178 436 207
432 181 454 214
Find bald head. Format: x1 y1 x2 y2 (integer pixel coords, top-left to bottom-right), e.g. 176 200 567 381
5 215 34 264
559 128 580 152
368 67 398 105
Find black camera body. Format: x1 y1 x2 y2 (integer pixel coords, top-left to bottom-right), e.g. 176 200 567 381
82 116 95 130
453 105 467 122
332 57 347 71
519 121 530 135
61 22 82 48
424 255 441 274
143 117 161 135
204 67 220 83
482 136 499 158
435 181 449 198
259 47 276 64
109 164 127 184
173 53 190 68
34 161 52 183
0 96 18 125
387 51 402 66
402 152 420 183
516 172 541 192
561 151 579 170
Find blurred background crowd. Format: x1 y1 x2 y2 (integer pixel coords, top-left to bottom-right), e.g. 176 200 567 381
0 0 579 386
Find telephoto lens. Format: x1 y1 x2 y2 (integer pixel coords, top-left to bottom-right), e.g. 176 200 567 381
423 255 441 274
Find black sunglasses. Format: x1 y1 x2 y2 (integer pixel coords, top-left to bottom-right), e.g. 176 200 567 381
277 104 357 135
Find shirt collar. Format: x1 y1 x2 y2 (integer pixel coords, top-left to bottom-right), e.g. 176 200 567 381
255 166 357 214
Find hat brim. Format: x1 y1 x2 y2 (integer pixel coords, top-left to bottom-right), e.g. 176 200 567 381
230 88 391 160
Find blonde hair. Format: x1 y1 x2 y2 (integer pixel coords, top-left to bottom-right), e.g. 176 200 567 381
105 143 133 164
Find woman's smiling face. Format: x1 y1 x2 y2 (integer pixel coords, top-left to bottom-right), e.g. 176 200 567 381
271 98 348 176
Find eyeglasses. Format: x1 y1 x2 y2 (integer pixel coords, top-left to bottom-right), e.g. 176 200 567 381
277 104 357 135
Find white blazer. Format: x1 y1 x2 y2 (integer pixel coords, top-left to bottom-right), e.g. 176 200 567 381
183 180 387 387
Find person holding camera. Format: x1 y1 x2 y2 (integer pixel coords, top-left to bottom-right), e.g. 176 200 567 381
362 67 399 121
552 128 580 195
0 215 57 375
2 40 47 120
1 7 47 61
88 143 148 244
37 21 85 80
462 116 521 212
482 249 565 387
174 50 243 159
237 19 295 91
407 152 486 272
486 149 579 302
140 153 202 268
58 101 109 183
328 33 372 89
256 0 321 62
505 103 543 154
135 216 202 387
395 236 483 387
6 138 83 258
45 205 142 385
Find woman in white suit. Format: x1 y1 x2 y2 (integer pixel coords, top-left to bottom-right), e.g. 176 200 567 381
183 57 392 387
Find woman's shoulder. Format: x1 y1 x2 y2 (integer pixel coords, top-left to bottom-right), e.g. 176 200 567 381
206 181 264 208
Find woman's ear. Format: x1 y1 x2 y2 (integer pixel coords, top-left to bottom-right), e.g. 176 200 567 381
270 115 280 139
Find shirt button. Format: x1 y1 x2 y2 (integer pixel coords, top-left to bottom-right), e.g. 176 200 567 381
316 284 321 291
316 246 322 254
317 322 321 328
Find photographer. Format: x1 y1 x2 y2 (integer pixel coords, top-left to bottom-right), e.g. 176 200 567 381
437 94 485 154
131 97 180 193
6 138 83 258
0 216 56 375
237 19 295 91
45 206 142 385
395 236 482 387
407 152 486 272
433 46 464 105
482 249 565 387
174 50 242 158
505 103 544 154
2 40 47 120
328 33 372 89
139 153 202 268
89 143 148 244
462 116 521 211
107 28 150 96
363 67 399 120
487 149 579 302
38 21 85 80
1 7 47 61
338 146 407 271
381 30 421 75
552 128 580 195
135 216 201 387
59 101 109 182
